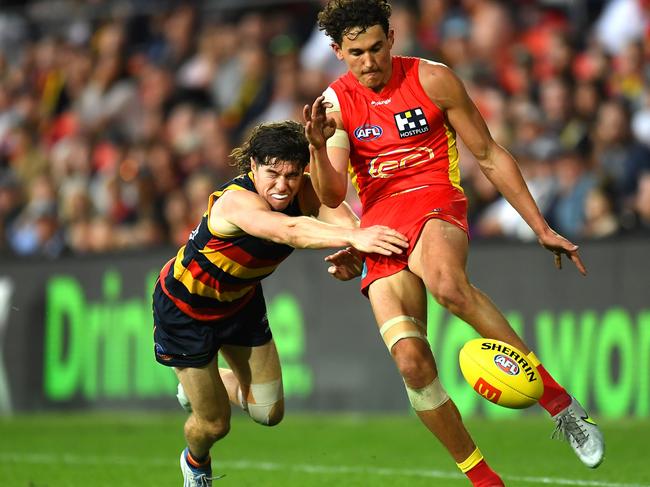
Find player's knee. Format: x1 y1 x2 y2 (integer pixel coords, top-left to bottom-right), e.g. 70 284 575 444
244 379 284 426
197 417 231 443
249 400 284 426
393 340 435 387
429 278 471 313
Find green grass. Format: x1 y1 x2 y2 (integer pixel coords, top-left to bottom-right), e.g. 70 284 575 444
0 412 648 486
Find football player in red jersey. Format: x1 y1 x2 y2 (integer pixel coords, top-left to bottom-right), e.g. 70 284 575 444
304 1 604 484
153 120 408 486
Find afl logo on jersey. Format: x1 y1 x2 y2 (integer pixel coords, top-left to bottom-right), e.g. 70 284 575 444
354 125 383 141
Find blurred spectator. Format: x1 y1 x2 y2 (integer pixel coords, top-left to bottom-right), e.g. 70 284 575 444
474 142 558 241
299 0 347 87
7 174 65 258
547 151 597 239
631 90 650 146
75 52 138 139
623 171 650 234
582 184 621 238
610 41 646 106
0 169 23 252
595 0 650 55
163 189 194 248
589 98 650 208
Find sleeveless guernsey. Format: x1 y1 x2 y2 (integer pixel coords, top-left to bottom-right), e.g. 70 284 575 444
330 56 463 209
159 172 300 321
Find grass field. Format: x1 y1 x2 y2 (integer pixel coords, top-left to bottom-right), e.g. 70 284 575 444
1 412 649 487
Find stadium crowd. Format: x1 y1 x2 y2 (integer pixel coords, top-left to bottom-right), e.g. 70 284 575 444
0 0 649 259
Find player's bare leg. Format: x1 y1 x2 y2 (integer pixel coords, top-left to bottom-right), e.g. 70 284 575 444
220 340 285 426
178 340 285 426
175 356 229 484
408 219 527 352
368 271 503 486
410 218 604 468
175 357 231 459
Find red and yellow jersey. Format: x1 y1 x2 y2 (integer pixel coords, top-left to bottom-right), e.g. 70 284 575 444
159 173 300 321
330 56 462 209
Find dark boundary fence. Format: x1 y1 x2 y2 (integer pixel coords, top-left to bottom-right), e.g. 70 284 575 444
0 237 648 418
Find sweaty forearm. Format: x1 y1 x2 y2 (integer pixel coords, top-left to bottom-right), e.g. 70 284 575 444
283 216 352 249
479 147 550 235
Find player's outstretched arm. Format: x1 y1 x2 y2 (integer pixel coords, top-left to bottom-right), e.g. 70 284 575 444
303 95 350 207
214 190 408 255
419 61 587 275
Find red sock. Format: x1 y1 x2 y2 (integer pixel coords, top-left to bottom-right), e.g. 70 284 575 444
465 460 504 487
536 364 571 416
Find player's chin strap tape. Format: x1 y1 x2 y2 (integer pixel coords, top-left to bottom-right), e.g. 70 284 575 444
405 376 450 411
379 315 428 351
456 447 484 473
240 379 283 426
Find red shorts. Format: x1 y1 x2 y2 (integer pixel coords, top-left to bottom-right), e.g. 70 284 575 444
359 185 468 296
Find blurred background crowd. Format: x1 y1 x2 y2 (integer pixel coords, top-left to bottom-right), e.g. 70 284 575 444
0 0 649 259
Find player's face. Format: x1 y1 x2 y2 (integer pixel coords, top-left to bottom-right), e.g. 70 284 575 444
333 25 394 92
251 159 304 211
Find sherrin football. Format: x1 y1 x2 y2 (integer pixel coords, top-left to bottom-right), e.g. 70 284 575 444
459 338 544 409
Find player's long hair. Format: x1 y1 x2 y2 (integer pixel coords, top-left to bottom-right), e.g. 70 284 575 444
230 120 310 173
317 0 391 45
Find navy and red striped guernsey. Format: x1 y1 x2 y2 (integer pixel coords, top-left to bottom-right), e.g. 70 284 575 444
159 172 302 321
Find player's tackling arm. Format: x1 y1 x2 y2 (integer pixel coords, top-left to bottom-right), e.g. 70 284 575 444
212 190 406 256
419 61 587 275
299 174 360 228
299 174 366 281
303 94 350 208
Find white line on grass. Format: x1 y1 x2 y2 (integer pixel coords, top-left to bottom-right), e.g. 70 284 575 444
0 452 648 487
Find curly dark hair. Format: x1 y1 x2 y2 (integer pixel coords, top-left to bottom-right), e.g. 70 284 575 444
317 0 391 46
230 120 310 173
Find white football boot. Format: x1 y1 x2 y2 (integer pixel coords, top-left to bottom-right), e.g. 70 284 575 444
180 448 224 486
552 396 605 468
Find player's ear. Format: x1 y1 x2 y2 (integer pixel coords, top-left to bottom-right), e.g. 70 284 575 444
387 29 395 49
331 42 344 60
250 157 258 172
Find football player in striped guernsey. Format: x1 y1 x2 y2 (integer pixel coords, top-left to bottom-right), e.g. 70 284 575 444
153 120 408 486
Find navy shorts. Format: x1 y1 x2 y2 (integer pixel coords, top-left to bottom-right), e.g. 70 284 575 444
152 281 272 367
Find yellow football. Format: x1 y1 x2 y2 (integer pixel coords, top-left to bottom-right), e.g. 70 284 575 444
459 338 544 409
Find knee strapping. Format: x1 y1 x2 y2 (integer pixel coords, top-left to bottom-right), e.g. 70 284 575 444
243 379 283 425
177 382 192 413
405 377 450 411
379 315 428 351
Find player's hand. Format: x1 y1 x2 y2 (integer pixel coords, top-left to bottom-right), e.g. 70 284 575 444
349 225 408 256
303 95 337 150
324 247 363 281
537 228 587 276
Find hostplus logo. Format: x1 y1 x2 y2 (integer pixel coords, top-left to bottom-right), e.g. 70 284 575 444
394 107 429 138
